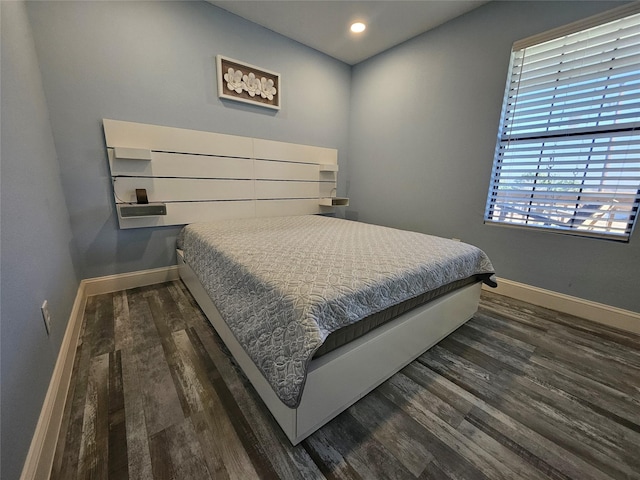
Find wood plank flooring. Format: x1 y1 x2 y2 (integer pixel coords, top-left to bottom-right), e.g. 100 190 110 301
51 281 640 479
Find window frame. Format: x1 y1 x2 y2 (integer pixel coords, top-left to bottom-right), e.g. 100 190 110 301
484 3 640 242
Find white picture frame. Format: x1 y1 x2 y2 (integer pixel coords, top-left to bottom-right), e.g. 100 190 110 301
216 55 281 111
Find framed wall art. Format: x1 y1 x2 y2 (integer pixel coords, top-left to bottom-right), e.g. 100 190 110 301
216 55 281 111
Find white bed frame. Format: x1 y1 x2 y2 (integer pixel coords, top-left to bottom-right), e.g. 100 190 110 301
103 119 482 443
179 249 480 444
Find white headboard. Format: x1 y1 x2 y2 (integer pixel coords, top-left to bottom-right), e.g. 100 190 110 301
103 119 340 229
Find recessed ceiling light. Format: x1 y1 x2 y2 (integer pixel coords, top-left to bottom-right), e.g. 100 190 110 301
350 22 366 33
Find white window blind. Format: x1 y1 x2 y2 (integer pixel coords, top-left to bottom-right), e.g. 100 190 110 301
485 5 640 241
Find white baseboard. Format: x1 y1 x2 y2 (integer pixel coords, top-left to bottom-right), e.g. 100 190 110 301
20 265 180 480
20 282 87 480
484 277 640 335
83 265 180 296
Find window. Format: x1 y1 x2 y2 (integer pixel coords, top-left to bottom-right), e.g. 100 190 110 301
485 4 640 241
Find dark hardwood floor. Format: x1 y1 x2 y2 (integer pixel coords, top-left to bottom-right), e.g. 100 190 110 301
51 281 640 479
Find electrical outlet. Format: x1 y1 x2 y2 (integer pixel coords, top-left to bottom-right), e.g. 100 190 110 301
41 300 52 335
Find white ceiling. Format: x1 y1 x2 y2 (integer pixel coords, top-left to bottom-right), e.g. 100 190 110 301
208 1 489 65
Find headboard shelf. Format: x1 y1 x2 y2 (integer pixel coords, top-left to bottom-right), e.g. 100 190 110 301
113 147 152 161
103 119 339 229
118 203 167 218
319 197 349 207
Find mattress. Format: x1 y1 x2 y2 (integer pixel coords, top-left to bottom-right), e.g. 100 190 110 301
177 215 495 408
313 275 481 358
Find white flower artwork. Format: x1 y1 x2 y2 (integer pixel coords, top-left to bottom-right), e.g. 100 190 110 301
243 72 261 97
224 68 244 94
260 77 277 100
217 55 281 111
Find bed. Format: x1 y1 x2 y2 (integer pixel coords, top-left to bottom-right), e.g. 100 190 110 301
102 119 496 443
177 214 495 444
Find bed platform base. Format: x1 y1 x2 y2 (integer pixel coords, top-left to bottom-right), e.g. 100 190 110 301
177 249 481 444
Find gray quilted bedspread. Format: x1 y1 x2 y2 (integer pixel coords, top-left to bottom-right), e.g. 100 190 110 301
177 215 495 408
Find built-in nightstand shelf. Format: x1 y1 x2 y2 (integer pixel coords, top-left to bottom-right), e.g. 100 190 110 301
319 197 349 207
319 164 339 172
113 147 152 161
118 203 167 218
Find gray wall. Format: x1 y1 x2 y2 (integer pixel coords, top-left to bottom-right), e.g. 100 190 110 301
3 1 349 476
347 1 640 313
26 0 351 279
0 2 81 478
